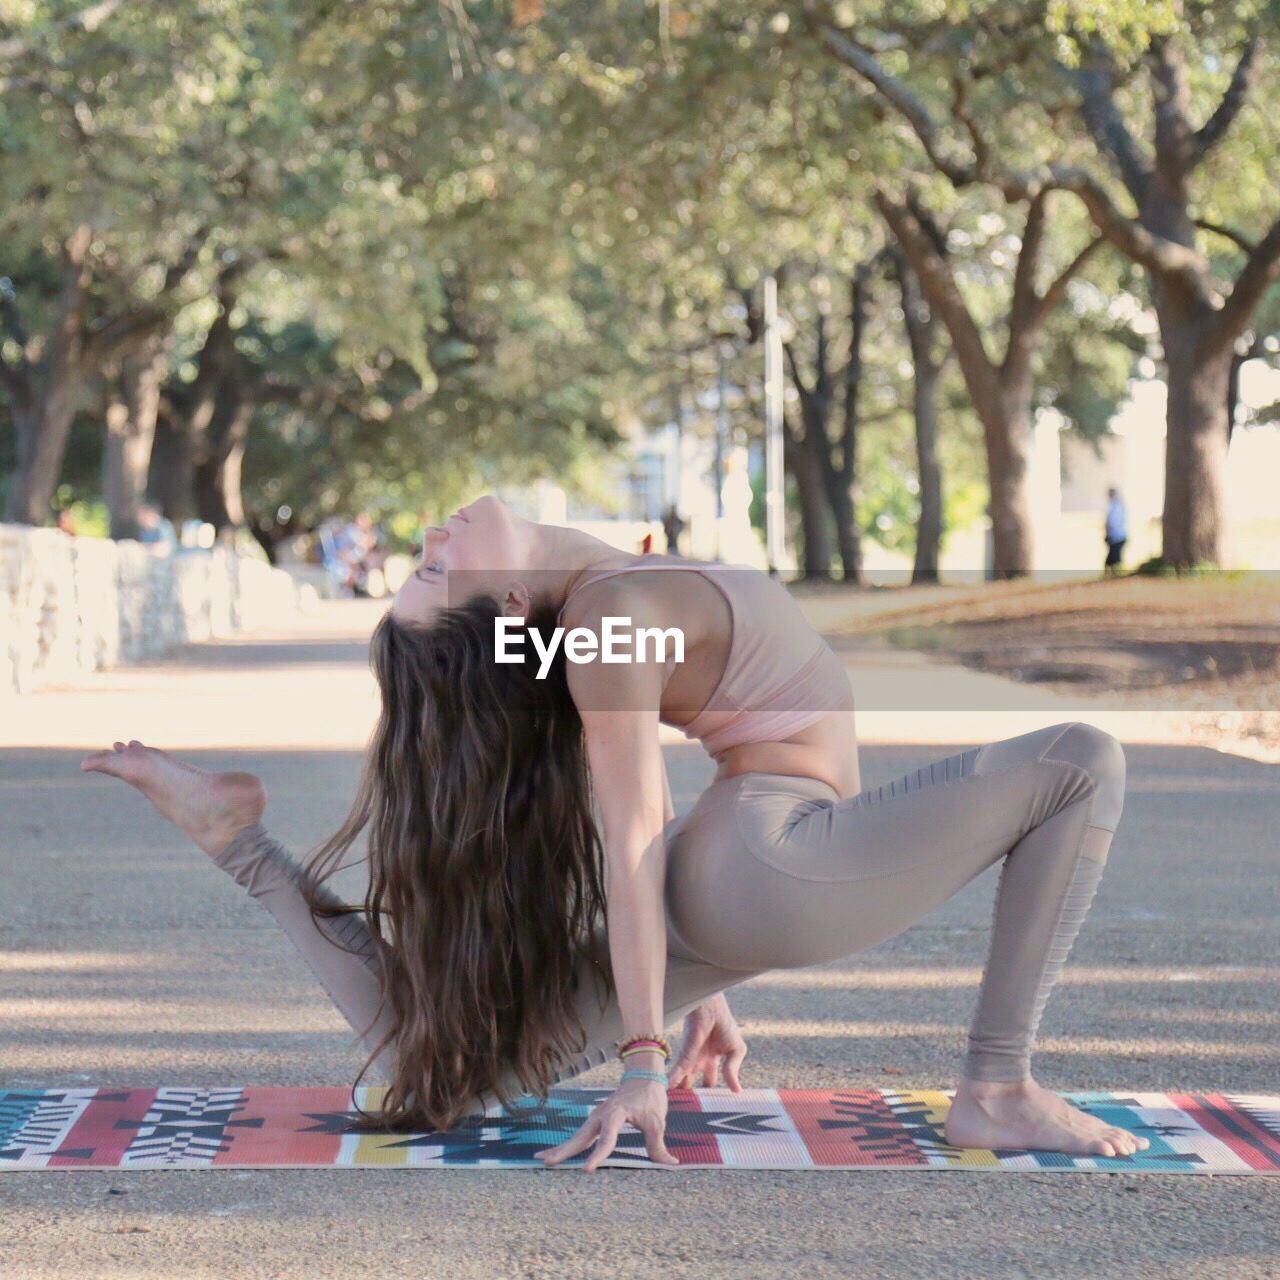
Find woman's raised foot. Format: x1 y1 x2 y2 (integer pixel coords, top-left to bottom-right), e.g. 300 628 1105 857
80 740 265 859
944 1076 1151 1158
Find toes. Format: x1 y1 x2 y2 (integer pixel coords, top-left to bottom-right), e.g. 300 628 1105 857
1109 1128 1137 1156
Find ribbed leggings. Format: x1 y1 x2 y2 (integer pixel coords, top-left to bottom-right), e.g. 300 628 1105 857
212 720 1125 1114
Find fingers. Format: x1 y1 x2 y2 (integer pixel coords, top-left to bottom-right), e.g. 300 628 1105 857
723 1044 747 1093
667 1044 702 1090
642 1118 680 1167
535 1109 680 1172
534 1114 600 1167
583 1113 625 1172
702 1057 719 1089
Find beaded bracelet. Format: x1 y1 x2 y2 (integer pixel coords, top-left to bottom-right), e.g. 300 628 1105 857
616 1033 672 1060
620 1045 669 1064
621 1069 669 1085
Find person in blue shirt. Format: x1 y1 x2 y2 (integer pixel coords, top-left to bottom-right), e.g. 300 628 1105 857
136 503 178 553
1104 487 1128 574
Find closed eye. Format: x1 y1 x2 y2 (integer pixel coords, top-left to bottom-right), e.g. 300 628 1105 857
415 559 445 581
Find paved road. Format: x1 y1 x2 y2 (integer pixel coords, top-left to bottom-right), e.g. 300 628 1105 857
2 600 1277 1279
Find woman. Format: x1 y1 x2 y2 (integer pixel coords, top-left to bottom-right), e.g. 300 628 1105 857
82 494 1150 1171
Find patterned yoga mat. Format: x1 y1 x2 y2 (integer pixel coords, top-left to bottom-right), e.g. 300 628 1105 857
2 1086 1278 1173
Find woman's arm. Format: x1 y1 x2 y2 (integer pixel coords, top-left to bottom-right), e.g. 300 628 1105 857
537 653 681 1168
569 653 670 1045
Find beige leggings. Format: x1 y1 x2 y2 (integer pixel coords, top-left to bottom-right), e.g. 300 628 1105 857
213 721 1125 1112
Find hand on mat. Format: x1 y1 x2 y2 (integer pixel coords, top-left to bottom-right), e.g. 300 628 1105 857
533 1077 679 1171
667 991 747 1091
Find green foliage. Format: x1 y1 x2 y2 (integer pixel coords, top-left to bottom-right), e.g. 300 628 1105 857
1 0 1275 551
52 493 109 538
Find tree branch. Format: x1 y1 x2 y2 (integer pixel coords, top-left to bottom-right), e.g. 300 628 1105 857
0 283 29 349
1204 214 1280 358
1008 191 1049 341
818 23 974 185
950 71 993 180
1071 58 1150 201
1035 235 1105 325
81 226 210 367
0 0 132 60
783 340 812 399
874 189 1000 405
1195 219 1257 254
1149 36 1195 181
1194 35 1259 161
1040 166 1220 308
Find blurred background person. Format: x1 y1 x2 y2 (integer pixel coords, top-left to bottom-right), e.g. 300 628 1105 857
1104 487 1128 576
662 503 686 556
135 503 178 553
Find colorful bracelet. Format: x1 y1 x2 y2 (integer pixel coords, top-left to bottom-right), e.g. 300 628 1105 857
621 1069 669 1085
620 1044 668 1062
616 1033 672 1060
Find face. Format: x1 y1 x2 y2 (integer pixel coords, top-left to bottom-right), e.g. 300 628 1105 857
391 495 529 628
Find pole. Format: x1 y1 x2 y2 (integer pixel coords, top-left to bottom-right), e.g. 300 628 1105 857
715 342 728 559
763 275 786 575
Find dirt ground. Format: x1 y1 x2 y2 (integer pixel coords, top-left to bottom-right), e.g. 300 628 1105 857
795 572 1280 758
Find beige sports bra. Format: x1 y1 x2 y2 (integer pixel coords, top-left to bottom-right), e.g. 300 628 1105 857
556 554 854 760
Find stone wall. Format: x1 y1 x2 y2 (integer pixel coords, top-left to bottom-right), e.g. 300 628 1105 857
0 525 303 694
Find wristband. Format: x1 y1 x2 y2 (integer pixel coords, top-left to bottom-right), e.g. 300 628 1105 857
620 1069 669 1085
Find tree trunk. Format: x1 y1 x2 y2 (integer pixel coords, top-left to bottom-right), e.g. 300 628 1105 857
826 482 860 583
103 339 169 540
831 271 868 585
876 193 1043 577
149 406 196 525
981 382 1036 579
1160 316 1233 568
911 356 944 584
799 432 833 579
193 399 252 533
893 250 945 584
1 228 92 525
4 389 78 524
784 413 833 578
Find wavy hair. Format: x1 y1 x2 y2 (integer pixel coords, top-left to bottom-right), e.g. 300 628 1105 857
303 596 613 1131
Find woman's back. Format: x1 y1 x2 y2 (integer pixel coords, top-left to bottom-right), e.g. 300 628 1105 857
557 554 859 794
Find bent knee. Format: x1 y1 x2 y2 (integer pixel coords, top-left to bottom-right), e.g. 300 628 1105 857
1042 721 1126 831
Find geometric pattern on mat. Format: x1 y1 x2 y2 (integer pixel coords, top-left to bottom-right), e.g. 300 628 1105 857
2 1087 1278 1174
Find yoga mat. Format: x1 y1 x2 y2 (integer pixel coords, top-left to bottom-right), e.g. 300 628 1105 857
2 1086 1277 1173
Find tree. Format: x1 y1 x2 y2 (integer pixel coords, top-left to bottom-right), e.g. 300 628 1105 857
888 246 949 583
807 1 1280 568
1053 18 1280 566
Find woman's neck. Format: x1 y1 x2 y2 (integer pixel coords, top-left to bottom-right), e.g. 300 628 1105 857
523 519 637 611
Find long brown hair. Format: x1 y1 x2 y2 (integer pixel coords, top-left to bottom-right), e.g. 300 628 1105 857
304 595 613 1130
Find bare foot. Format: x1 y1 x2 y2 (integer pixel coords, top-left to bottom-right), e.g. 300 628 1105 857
944 1077 1152 1158
80 740 265 859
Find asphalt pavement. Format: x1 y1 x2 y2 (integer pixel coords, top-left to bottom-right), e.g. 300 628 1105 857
1 599 1276 1279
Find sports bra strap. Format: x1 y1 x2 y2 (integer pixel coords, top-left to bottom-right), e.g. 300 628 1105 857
556 557 713 624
